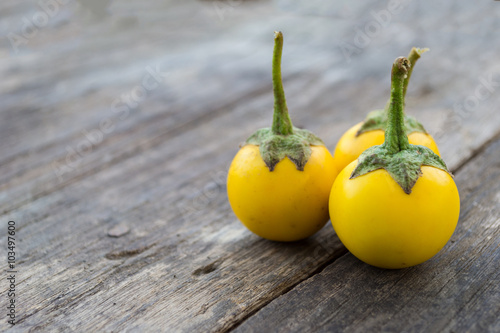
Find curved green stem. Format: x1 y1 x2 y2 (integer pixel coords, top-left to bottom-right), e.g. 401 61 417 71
383 47 428 110
352 55 449 194
271 31 293 136
403 47 429 99
383 57 411 154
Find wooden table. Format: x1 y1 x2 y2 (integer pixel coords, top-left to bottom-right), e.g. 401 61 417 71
1 1 499 332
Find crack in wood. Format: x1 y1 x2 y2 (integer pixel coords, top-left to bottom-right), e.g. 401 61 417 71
222 246 348 333
451 129 500 174
104 243 156 260
192 259 224 276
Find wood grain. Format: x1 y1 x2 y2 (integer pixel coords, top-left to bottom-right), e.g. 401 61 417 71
0 1 499 332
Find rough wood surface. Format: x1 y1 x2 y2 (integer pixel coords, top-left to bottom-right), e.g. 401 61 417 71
0 1 499 332
235 137 500 333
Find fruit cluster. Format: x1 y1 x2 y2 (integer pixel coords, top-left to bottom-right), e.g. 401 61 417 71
227 32 460 269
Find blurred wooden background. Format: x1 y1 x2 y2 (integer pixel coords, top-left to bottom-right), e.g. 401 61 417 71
0 1 499 332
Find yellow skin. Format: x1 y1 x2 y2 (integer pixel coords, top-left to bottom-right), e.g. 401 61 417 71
333 122 440 173
329 161 460 269
227 144 338 242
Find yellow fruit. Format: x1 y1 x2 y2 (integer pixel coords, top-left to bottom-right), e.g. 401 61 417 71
330 161 459 269
228 145 337 241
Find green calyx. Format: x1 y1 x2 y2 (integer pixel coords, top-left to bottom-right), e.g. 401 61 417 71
246 127 324 171
356 110 426 136
356 47 429 137
351 144 448 194
350 57 451 194
243 31 325 172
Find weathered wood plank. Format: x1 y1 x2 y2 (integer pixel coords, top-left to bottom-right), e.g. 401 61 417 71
1 85 350 332
0 1 499 332
234 137 500 333
2 0 500 215
0 0 271 163
0 0 279 210
2 72 499 332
